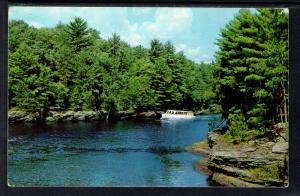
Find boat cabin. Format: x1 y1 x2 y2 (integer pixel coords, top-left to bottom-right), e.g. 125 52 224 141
165 110 194 116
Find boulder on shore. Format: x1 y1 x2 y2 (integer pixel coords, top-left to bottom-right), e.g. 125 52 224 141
9 110 162 123
9 111 28 123
191 124 289 187
9 111 39 123
272 142 288 154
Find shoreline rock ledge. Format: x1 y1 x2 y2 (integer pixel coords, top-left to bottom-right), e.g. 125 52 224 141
8 110 162 123
188 125 288 187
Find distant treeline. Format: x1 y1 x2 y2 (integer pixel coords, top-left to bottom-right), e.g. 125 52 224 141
9 18 214 117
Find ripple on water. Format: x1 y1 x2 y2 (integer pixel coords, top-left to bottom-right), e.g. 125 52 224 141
8 115 220 186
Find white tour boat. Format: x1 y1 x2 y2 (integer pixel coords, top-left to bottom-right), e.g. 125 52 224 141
161 110 194 119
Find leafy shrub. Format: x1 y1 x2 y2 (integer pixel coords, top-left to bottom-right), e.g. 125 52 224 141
227 109 249 139
224 109 264 142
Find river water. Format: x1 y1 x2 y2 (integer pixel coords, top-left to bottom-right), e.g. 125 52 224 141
8 115 219 187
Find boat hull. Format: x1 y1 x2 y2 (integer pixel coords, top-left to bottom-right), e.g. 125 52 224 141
161 114 194 119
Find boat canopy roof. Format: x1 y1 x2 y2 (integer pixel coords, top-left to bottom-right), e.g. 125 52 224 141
165 110 194 114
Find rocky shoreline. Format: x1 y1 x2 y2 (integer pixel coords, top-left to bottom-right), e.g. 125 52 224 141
8 110 162 123
188 124 288 187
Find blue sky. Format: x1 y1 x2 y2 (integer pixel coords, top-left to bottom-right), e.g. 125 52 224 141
9 7 242 63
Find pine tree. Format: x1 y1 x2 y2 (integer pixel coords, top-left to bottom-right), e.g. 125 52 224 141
65 17 92 52
8 19 214 114
256 9 288 123
214 8 288 131
148 39 163 63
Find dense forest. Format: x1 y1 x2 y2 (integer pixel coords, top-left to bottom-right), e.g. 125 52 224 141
9 8 288 136
212 8 288 138
9 18 214 116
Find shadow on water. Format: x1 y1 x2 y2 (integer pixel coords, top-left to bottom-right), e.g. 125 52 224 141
13 144 186 156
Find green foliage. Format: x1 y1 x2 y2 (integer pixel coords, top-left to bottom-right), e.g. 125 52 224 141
8 18 214 118
213 8 288 137
65 17 93 52
227 110 249 139
249 161 282 180
223 109 264 142
208 115 224 131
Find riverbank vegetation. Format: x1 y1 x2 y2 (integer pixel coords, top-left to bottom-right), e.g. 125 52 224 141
211 8 288 139
9 18 214 119
9 8 288 132
188 8 288 187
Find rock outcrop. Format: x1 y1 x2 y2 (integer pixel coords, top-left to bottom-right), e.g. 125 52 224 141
9 111 39 123
9 110 162 123
189 124 289 187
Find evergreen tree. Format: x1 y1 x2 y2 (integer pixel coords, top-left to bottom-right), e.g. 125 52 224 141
65 17 93 52
148 39 163 63
213 8 288 131
8 19 214 117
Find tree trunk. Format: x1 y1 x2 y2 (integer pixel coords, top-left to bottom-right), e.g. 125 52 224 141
283 85 288 123
280 106 283 123
106 108 111 121
281 81 288 123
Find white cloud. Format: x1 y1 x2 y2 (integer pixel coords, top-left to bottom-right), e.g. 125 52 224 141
199 54 212 64
186 47 200 59
115 8 193 47
107 8 193 48
175 43 212 64
140 8 192 41
9 7 129 35
175 43 187 52
9 7 201 61
127 33 144 46
155 8 192 32
27 20 44 28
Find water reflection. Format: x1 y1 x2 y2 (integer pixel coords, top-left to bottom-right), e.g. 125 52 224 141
8 115 219 186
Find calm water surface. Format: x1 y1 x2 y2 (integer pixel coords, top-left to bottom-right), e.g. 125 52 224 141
8 115 219 186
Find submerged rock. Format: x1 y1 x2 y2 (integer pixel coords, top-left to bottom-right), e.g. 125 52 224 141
187 140 211 156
